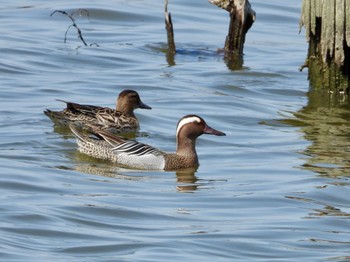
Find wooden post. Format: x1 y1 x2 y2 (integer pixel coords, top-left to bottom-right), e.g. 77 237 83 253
164 0 176 65
209 0 255 69
300 0 350 92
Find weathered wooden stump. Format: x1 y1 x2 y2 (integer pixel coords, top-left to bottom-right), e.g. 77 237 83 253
209 0 255 69
300 0 350 93
164 1 176 52
164 0 255 69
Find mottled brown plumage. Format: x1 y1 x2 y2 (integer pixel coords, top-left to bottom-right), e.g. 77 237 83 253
69 115 226 171
44 90 151 134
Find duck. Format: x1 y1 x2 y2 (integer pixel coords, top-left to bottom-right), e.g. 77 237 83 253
69 114 226 170
44 90 151 134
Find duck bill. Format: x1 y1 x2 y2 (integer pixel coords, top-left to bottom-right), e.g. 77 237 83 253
139 101 152 110
203 125 226 136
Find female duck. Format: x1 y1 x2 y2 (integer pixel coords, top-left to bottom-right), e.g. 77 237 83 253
69 115 226 171
44 90 151 134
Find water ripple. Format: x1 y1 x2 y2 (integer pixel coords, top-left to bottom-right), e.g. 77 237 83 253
1 0 350 261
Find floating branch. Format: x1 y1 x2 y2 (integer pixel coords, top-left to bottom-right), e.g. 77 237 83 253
51 9 98 47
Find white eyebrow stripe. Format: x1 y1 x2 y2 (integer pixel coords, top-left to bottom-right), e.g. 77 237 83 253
176 116 201 136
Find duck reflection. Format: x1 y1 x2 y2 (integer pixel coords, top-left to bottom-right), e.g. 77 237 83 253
175 168 198 192
70 151 143 180
282 90 350 177
70 151 200 191
55 125 202 191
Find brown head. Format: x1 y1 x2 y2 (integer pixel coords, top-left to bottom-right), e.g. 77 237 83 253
175 114 226 157
116 90 152 117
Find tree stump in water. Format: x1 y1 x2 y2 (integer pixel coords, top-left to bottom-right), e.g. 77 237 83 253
300 0 350 93
164 0 255 69
164 0 176 65
209 0 255 69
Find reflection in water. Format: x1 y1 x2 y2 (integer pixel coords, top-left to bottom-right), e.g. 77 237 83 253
286 195 350 218
52 125 75 137
281 90 350 261
69 150 200 192
68 151 143 180
73 162 147 181
285 193 350 261
51 126 201 191
282 90 350 177
175 168 198 192
148 43 231 68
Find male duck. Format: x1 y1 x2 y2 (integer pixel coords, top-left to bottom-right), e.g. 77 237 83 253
44 90 151 134
69 114 226 171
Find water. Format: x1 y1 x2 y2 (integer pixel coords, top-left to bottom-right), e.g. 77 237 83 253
1 0 350 261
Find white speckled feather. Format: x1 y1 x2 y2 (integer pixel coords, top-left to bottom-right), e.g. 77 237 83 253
116 152 165 170
69 114 225 171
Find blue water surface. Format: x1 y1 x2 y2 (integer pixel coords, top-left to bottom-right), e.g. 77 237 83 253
1 0 350 261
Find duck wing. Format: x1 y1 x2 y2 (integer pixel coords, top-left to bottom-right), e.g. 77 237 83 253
56 100 135 130
96 130 163 157
94 108 129 126
57 99 106 117
69 125 166 170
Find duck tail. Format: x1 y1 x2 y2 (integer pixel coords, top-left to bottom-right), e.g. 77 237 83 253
44 109 69 126
69 124 107 144
43 109 53 118
55 99 80 110
92 129 126 147
44 109 60 121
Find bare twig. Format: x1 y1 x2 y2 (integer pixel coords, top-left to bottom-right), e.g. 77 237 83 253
51 9 95 47
299 61 309 72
